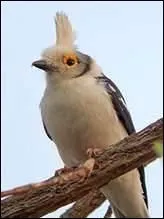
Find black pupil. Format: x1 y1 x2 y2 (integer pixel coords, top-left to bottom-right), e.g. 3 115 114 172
67 58 75 66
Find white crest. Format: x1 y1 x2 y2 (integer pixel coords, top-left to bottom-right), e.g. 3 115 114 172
55 12 76 48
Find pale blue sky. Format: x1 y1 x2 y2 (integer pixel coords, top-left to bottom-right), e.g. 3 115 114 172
1 1 163 218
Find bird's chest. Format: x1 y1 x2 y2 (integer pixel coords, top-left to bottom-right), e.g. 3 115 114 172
41 80 122 166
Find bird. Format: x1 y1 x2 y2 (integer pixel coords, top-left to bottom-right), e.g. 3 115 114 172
32 12 149 218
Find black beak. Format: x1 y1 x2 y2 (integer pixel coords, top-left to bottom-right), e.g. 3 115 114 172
32 60 51 71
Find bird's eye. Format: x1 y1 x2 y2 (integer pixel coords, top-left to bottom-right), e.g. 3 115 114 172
66 58 75 66
63 54 79 67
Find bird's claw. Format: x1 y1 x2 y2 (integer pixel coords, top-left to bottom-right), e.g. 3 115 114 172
86 147 103 158
54 166 77 177
82 158 95 177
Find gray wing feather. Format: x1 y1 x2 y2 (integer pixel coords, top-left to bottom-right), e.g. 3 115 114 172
96 74 148 208
42 119 53 141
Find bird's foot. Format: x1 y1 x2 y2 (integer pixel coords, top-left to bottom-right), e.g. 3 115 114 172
77 158 96 181
86 147 104 158
54 166 77 177
83 158 95 175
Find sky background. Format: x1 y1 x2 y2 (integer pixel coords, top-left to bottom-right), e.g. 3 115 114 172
1 1 163 218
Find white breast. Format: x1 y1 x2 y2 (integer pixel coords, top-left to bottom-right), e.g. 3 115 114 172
40 76 128 166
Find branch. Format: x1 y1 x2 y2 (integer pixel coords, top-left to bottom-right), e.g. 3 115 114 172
1 118 163 218
60 190 105 218
104 205 113 218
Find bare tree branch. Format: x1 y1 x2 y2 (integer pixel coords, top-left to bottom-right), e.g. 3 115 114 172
104 205 113 218
1 118 163 218
60 190 105 218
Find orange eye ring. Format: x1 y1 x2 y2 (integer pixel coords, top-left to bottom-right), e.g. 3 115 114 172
63 54 79 67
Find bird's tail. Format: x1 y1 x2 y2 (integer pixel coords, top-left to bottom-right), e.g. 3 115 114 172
111 205 126 218
100 169 149 218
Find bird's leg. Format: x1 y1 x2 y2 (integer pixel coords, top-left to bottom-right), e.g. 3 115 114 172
55 148 103 179
54 165 78 177
85 147 104 171
80 158 96 179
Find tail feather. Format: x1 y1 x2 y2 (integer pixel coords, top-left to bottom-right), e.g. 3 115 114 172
112 204 126 218
100 169 149 218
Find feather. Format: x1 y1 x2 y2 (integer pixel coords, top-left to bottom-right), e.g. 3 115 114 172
55 12 76 48
96 74 148 208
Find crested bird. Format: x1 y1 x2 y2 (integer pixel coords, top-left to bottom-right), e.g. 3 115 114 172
32 12 149 218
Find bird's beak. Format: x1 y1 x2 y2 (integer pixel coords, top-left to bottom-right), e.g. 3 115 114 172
32 60 52 71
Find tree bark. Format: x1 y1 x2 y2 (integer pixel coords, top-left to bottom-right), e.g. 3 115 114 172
1 118 163 218
60 190 105 218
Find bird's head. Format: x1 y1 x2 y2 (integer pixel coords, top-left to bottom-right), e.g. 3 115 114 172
32 12 97 84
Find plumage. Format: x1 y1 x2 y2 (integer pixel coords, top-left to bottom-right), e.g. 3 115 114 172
33 12 149 218
55 11 76 48
95 74 148 208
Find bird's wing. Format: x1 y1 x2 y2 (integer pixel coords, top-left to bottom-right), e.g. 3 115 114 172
95 73 148 208
42 119 53 141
